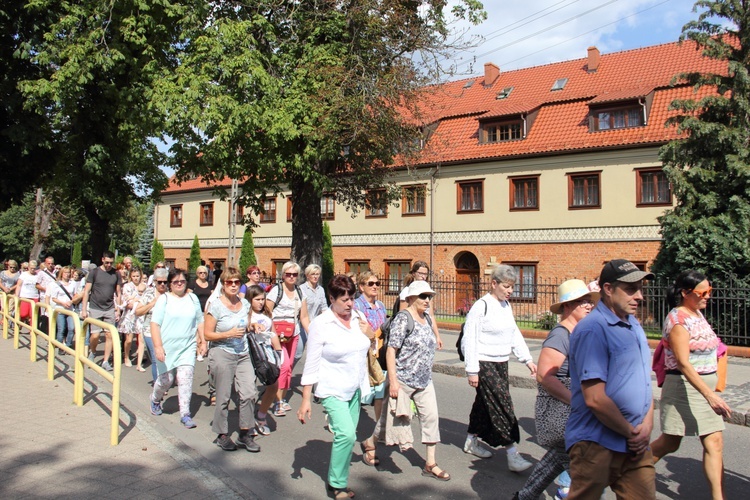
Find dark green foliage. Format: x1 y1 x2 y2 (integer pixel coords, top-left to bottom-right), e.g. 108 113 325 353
136 202 155 270
239 230 257 273
188 235 202 273
151 239 165 267
322 222 334 291
72 242 82 268
654 0 750 286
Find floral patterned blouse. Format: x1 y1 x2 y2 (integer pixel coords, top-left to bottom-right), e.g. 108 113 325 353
388 311 436 389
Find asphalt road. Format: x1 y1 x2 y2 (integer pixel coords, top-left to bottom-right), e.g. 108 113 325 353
114 356 750 499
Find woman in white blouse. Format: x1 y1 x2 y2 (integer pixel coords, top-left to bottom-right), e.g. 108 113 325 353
297 275 373 500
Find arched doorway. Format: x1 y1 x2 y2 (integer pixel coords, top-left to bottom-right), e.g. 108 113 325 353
454 252 481 314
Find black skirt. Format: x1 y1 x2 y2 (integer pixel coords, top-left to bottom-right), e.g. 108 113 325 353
467 360 520 447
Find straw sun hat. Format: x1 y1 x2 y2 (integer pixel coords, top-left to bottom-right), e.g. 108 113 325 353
549 279 600 315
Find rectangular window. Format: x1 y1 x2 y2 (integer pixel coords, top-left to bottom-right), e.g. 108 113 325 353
170 205 183 227
457 180 484 213
484 121 522 143
228 201 243 224
402 185 426 216
507 263 537 301
509 175 539 211
286 197 293 222
591 105 643 131
385 261 411 294
366 189 388 218
637 168 671 206
271 260 286 282
568 172 601 209
200 202 214 226
260 197 276 223
346 261 370 275
321 194 335 221
165 259 176 270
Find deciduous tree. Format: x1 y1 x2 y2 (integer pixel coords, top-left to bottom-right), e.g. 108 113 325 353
158 0 485 272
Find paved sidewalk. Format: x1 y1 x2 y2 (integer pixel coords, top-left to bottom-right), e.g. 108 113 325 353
0 336 248 499
433 330 750 427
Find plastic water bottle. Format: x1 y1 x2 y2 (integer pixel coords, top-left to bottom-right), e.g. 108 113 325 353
238 318 247 331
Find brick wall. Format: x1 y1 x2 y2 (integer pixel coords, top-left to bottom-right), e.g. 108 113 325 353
165 240 660 281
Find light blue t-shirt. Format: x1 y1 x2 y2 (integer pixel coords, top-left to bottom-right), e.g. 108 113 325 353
566 300 652 453
207 298 250 355
151 292 203 373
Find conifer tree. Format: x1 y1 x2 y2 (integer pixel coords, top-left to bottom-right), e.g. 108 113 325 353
322 222 334 290
136 202 154 270
188 235 201 274
151 239 165 267
72 241 82 268
238 229 257 273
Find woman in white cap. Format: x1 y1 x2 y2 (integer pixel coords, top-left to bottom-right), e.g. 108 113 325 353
514 279 599 500
461 264 537 472
360 280 450 481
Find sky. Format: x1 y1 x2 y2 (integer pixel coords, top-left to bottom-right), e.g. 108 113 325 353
443 0 700 78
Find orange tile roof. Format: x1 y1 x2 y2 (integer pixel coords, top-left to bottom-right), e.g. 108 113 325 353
164 40 725 193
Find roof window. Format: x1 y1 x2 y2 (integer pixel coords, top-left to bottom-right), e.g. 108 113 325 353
496 87 514 100
463 80 475 89
550 78 568 91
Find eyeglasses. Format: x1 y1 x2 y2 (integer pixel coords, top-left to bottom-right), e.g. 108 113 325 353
690 287 712 299
418 293 432 300
198 271 208 274
171 279 187 285
366 281 379 287
102 260 114 266
155 280 168 285
415 271 428 277
225 279 241 286
156 265 166 269
249 271 260 275
284 272 299 278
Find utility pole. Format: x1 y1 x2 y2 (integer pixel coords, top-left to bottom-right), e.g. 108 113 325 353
228 179 238 266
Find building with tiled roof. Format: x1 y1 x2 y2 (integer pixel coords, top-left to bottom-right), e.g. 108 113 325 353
157 39 723 313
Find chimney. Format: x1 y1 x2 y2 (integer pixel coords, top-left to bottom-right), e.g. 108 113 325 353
587 46 600 73
484 62 500 86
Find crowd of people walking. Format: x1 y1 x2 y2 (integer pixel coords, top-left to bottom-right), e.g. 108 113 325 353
0 253 733 499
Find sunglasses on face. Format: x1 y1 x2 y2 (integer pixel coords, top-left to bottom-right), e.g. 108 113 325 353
366 281 379 287
249 271 260 275
171 279 187 285
418 293 432 300
224 279 241 286
198 271 207 274
284 272 299 278
690 287 712 299
155 280 168 285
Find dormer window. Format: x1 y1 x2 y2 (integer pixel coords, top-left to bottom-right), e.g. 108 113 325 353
551 78 568 91
496 87 514 100
482 120 523 143
590 104 644 131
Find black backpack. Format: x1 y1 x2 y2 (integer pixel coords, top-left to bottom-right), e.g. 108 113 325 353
456 298 487 362
273 282 303 307
378 309 432 370
247 331 280 386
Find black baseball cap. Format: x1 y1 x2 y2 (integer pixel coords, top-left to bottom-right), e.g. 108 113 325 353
599 259 654 285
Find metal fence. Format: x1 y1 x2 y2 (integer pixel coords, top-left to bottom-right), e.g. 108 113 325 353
368 275 750 346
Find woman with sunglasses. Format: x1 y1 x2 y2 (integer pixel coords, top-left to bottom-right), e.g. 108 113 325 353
650 270 731 499
266 261 310 416
397 261 443 350
361 281 450 481
239 265 269 300
0 259 20 296
148 268 207 429
136 268 169 379
204 267 261 452
461 264 537 473
514 280 598 500
354 272 387 439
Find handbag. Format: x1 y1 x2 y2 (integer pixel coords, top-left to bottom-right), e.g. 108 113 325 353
534 378 571 448
247 332 280 386
367 349 385 386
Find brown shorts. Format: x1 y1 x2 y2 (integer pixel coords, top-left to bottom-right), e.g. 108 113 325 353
568 440 655 500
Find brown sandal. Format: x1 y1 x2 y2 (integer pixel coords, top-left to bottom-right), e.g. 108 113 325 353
327 483 354 499
422 462 450 481
360 440 379 466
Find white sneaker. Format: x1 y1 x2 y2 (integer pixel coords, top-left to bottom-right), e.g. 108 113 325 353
196 354 204 362
463 435 492 458
507 451 532 472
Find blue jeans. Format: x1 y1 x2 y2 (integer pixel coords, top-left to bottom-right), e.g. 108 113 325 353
55 314 75 347
143 336 157 382
294 328 308 363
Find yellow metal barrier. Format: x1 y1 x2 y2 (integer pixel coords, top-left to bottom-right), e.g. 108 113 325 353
0 292 123 445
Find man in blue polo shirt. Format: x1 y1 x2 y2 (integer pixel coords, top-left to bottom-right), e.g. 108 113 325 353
566 259 656 499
